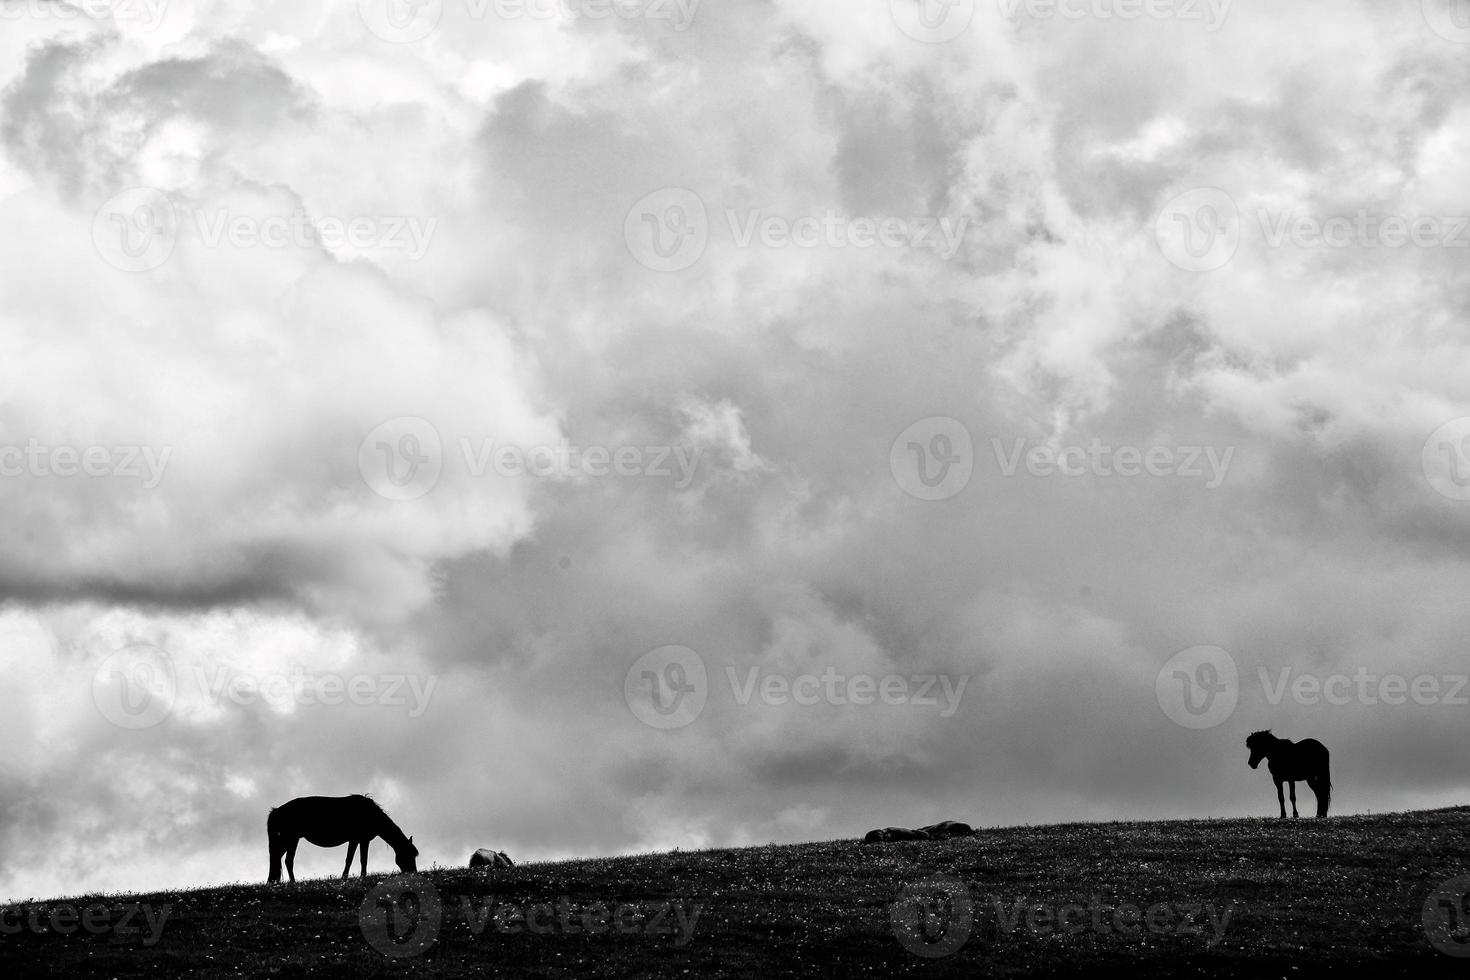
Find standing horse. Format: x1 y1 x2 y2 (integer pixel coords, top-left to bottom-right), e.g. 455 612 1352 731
267 795 418 882
1246 730 1332 818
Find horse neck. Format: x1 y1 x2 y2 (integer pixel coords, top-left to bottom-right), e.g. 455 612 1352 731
1264 736 1290 758
370 809 411 852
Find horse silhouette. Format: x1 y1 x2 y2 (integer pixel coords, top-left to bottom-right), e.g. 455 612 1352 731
267 794 418 882
1246 730 1331 818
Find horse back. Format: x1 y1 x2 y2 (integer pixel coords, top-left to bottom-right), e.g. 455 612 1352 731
1272 738 1329 779
1296 738 1330 763
269 795 376 839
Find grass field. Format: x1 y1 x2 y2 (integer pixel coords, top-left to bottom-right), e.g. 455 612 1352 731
3 807 1468 977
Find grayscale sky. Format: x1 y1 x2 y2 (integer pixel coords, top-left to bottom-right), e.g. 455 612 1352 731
2 0 1469 903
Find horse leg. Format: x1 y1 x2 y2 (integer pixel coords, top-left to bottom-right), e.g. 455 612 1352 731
1275 779 1286 818
268 832 282 883
360 839 370 877
285 839 298 883
1288 781 1299 818
342 840 357 879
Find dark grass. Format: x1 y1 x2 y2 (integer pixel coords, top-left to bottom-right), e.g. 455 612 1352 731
3 808 1468 978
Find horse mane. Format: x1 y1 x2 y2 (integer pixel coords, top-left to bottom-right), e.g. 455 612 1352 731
352 793 387 815
352 795 414 852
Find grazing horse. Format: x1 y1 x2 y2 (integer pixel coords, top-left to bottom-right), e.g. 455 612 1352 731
1246 730 1332 818
469 848 514 869
267 795 418 882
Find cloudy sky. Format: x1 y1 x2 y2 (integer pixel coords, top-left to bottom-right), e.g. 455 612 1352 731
2 0 1469 903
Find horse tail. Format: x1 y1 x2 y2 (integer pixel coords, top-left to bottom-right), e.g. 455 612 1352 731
1312 752 1331 818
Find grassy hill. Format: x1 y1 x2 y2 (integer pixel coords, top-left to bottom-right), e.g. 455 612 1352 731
3 808 1469 978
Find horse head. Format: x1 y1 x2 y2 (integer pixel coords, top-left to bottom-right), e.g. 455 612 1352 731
1245 730 1273 769
395 835 419 874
